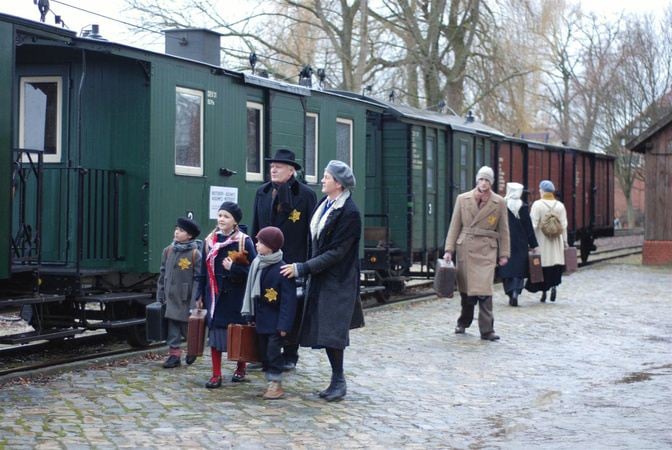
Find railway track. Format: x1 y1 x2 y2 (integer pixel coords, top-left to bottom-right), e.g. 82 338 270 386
0 244 642 382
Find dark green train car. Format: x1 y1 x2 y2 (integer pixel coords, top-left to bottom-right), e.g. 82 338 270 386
0 14 371 345
359 100 504 284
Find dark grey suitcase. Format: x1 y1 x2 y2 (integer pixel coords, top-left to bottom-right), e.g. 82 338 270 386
146 301 167 342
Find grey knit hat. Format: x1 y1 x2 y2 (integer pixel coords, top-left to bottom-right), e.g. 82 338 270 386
475 166 494 184
325 160 356 189
539 180 555 193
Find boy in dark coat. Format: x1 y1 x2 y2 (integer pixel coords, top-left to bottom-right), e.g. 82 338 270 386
241 226 297 399
157 217 202 368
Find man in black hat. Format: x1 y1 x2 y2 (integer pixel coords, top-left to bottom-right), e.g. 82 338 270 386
252 148 317 371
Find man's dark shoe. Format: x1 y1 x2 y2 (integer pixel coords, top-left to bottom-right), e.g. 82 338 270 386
455 326 466 334
162 355 181 369
550 287 557 302
481 332 500 341
185 355 197 365
205 376 222 389
282 361 296 372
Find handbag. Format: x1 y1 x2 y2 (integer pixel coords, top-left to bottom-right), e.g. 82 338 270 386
226 323 260 362
433 258 456 298
528 252 544 283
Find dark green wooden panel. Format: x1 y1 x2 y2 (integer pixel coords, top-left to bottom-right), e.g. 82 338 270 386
411 126 424 250
381 120 410 252
0 22 12 278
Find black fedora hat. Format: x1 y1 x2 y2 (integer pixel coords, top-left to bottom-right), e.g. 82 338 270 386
265 148 301 170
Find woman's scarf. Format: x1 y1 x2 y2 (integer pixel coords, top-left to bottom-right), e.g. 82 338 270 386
205 229 248 318
542 192 555 200
309 190 350 239
505 182 524 218
241 250 284 317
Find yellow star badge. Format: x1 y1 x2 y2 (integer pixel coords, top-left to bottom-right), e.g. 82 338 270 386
177 257 192 270
289 209 301 223
487 215 497 226
264 288 279 303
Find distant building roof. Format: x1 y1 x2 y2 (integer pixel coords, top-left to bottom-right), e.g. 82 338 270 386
627 110 672 153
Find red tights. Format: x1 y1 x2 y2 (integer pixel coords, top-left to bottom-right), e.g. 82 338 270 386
211 347 222 377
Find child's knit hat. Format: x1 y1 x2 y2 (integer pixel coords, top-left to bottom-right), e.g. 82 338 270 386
176 217 200 238
256 226 284 253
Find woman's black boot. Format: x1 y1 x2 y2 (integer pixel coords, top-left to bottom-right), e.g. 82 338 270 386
323 372 346 402
318 372 338 398
550 287 557 302
540 291 547 303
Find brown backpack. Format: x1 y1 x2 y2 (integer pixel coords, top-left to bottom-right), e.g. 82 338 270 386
540 202 563 238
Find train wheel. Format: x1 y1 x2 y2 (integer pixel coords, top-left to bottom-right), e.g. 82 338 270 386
125 324 150 348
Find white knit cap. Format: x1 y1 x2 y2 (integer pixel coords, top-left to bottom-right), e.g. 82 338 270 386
475 166 494 184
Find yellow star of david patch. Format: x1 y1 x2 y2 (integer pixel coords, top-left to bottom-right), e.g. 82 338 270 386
487 215 497 226
264 287 279 303
178 257 191 270
289 209 301 223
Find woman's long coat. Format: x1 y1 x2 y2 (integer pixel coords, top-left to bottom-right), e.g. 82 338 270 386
297 195 364 349
444 188 511 296
530 199 568 267
198 232 257 330
497 205 538 280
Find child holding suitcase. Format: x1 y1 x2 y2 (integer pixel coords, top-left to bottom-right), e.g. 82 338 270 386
241 226 297 399
198 202 257 388
157 217 202 368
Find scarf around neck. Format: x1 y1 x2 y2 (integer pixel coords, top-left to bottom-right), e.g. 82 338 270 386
310 190 350 239
205 229 248 318
474 188 491 209
241 250 284 317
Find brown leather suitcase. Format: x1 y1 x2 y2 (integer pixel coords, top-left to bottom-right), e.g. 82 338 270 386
226 324 260 362
528 253 544 283
186 309 207 358
564 246 578 275
434 259 456 298
146 301 167 342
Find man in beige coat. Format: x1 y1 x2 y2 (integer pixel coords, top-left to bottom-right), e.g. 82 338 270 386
443 166 510 341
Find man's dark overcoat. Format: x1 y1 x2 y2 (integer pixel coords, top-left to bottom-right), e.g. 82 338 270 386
497 205 538 280
297 195 364 350
252 176 317 264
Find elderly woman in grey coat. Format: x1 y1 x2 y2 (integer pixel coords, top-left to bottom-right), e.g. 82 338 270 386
280 160 364 402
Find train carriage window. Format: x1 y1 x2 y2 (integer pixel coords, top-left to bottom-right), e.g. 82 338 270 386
246 101 264 182
336 117 353 166
174 87 204 176
19 76 62 163
305 113 319 183
426 134 436 192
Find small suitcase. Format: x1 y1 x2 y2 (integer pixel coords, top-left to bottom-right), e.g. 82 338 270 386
528 253 544 283
146 301 167 342
564 246 578 275
434 258 456 298
186 309 207 358
226 323 260 362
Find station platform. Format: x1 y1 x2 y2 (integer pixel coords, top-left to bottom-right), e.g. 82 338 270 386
1 256 670 448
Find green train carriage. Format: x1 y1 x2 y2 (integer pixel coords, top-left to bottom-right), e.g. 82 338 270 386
0 14 371 345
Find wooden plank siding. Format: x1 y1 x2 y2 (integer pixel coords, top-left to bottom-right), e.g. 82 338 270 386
0 22 11 278
645 127 672 241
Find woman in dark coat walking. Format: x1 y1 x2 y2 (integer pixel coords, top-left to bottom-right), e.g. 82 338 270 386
497 182 538 307
280 160 364 402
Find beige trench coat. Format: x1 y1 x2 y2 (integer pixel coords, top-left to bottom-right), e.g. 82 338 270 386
530 198 568 267
444 189 511 296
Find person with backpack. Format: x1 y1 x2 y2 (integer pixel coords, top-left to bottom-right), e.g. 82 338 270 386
525 180 568 302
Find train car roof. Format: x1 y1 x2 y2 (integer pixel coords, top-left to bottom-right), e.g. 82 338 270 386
502 135 613 158
2 12 335 99
328 90 506 137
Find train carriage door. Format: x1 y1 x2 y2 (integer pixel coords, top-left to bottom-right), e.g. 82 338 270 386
14 67 70 264
425 129 438 258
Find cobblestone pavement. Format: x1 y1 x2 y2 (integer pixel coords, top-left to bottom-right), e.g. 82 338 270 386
1 256 671 449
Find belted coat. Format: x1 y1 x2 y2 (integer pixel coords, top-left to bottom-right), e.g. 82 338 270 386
252 176 317 264
444 188 511 296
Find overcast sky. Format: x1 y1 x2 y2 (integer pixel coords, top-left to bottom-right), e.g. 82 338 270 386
0 0 667 51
